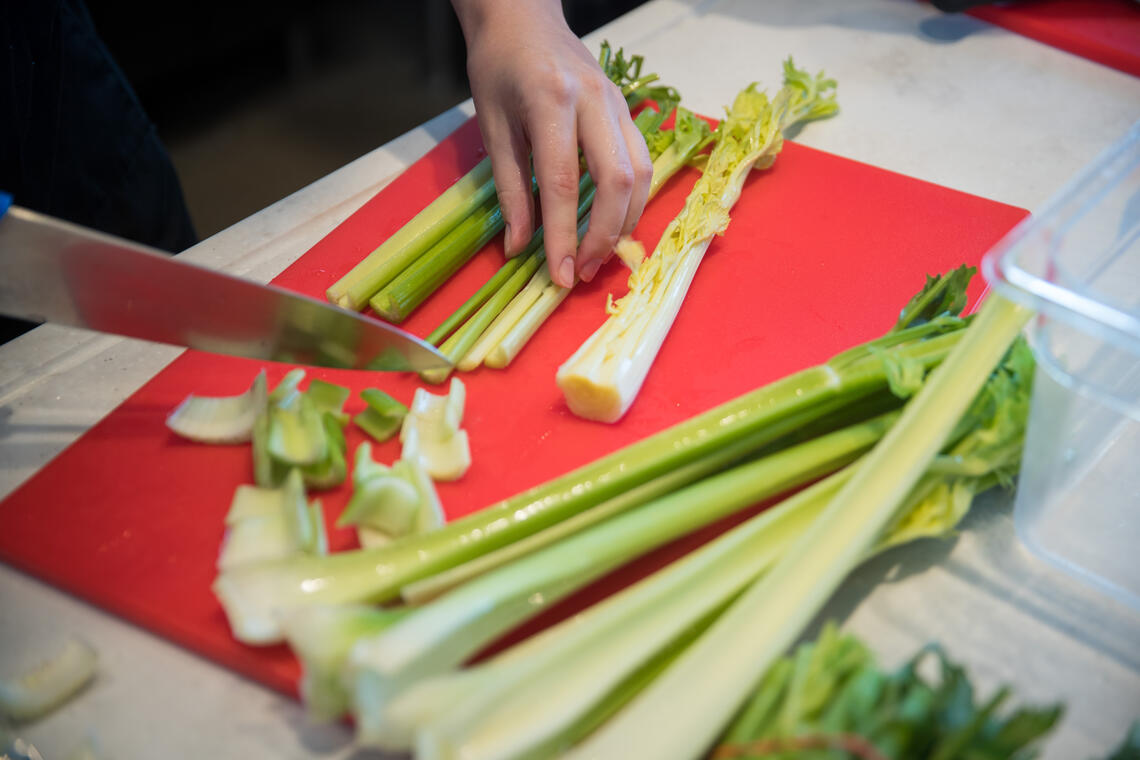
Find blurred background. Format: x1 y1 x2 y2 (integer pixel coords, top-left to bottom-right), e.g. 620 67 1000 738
86 0 648 242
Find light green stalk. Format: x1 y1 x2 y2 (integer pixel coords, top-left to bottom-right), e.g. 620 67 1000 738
349 414 896 746
564 294 1032 760
369 192 511 323
212 319 966 643
558 61 839 422
480 108 714 370
279 604 409 722
331 157 497 310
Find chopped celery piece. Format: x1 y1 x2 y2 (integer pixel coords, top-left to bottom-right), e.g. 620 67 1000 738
267 395 328 466
338 471 421 535
309 500 328 556
351 441 389 485
340 443 446 543
281 604 411 722
268 368 306 406
307 379 351 426
216 510 297 570
216 470 322 570
282 469 316 553
400 378 470 481
357 525 393 549
249 374 349 490
224 483 285 523
298 413 348 491
251 412 285 487
165 370 267 444
0 638 97 722
354 388 408 443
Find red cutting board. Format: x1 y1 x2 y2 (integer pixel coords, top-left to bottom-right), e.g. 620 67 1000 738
0 115 1028 697
967 0 1140 77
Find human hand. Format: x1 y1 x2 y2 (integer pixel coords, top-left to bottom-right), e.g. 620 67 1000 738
451 0 653 288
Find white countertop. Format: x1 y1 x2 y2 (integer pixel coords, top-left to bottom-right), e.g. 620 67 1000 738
2 1 1139 757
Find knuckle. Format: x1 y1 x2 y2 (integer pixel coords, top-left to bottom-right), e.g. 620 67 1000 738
543 166 582 198
633 150 654 184
600 163 636 195
544 69 579 103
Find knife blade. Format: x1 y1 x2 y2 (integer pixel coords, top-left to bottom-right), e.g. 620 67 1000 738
0 195 450 372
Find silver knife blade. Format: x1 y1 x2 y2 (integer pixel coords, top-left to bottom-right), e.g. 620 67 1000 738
0 204 450 372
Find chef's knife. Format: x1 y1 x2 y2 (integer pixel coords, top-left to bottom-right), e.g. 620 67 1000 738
0 193 450 372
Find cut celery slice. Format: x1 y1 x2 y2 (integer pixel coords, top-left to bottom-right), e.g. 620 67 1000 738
165 371 267 444
0 638 97 722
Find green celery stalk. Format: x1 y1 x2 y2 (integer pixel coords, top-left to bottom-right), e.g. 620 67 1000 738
212 320 966 643
564 294 1032 760
347 412 894 734
399 394 893 604
354 388 408 443
479 108 713 370
374 471 850 754
423 174 597 367
370 191 509 323
431 331 1033 760
425 247 534 347
331 157 497 311
280 604 410 722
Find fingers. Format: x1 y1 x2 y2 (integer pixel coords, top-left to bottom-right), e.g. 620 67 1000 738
530 101 584 288
575 86 653 283
477 109 535 258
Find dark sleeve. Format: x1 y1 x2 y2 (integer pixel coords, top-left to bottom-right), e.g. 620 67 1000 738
0 0 197 253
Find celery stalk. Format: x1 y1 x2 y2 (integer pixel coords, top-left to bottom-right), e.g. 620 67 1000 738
280 604 410 722
564 295 1032 760
425 247 534 347
480 108 713 370
212 322 965 643
346 413 893 733
462 267 554 372
399 396 888 604
165 370 267 444
404 473 848 758
557 61 838 422
330 157 496 311
484 281 571 369
370 192 510 323
454 330 1032 760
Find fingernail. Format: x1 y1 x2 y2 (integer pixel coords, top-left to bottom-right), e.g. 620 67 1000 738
558 257 576 288
580 258 602 282
503 223 515 257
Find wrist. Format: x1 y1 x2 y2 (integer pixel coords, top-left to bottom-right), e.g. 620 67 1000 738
450 0 566 41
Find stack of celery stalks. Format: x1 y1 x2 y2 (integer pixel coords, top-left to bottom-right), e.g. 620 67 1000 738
189 43 1140 760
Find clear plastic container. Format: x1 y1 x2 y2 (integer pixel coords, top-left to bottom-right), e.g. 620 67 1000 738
982 120 1140 611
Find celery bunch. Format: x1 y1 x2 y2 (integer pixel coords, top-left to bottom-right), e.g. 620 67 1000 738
212 268 973 644
327 42 672 321
558 60 838 422
342 319 1035 758
211 269 1052 760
